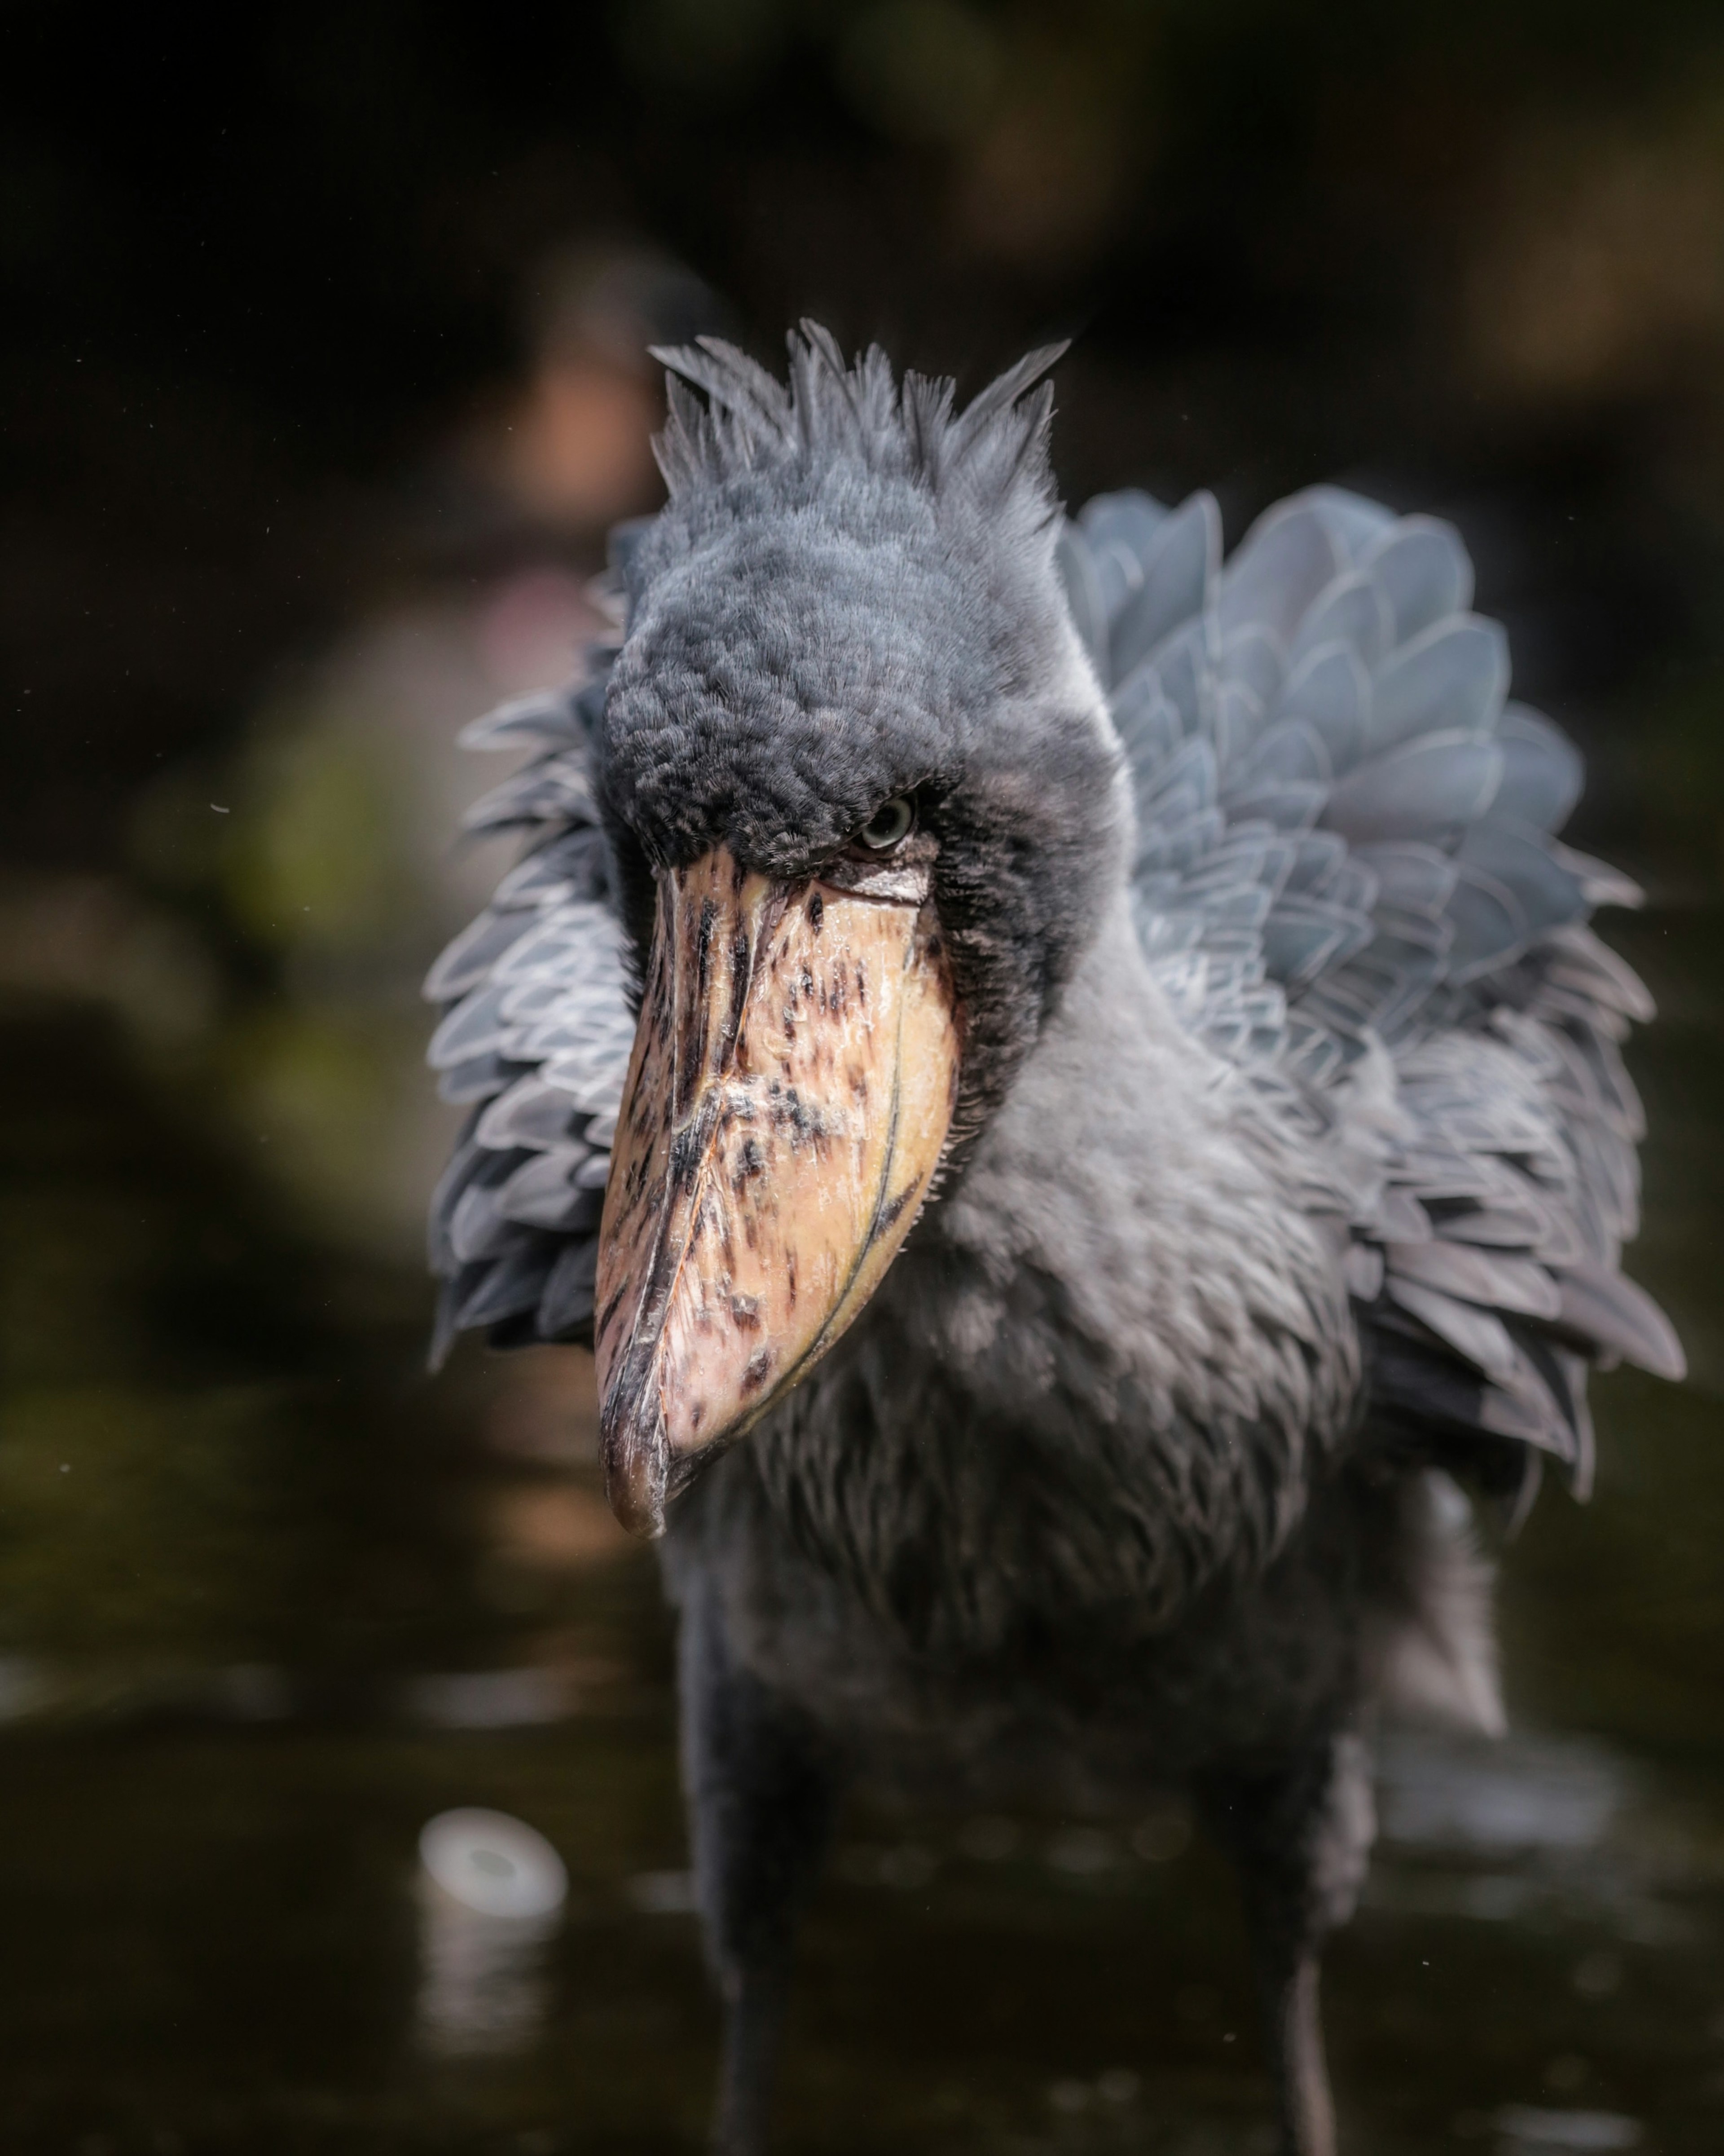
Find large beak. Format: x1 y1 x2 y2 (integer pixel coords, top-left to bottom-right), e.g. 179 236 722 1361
594 847 959 1536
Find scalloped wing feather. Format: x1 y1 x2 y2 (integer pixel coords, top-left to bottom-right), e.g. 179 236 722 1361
422 641 631 1365
1057 486 1682 1505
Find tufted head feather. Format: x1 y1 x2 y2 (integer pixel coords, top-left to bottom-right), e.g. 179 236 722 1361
598 323 1129 1136
648 321 1068 536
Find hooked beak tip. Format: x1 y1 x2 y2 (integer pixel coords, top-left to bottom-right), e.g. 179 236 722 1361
600 1378 670 1540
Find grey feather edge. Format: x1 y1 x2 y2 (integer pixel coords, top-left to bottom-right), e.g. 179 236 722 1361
422 629 632 1368
1059 485 1684 1505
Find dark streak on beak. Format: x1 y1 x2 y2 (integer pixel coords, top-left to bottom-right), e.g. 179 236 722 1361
593 847 960 1537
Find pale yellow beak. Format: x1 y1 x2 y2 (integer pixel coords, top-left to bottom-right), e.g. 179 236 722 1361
593 847 959 1536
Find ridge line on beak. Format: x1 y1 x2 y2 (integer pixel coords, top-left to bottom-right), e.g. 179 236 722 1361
591 868 778 1499
638 869 783 1348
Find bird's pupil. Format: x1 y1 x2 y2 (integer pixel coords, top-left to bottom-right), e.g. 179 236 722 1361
861 797 913 850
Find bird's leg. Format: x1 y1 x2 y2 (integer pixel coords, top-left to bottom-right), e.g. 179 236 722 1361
1257 1943 1333 2156
711 1960 790 2156
678 1574 837 2156
1201 1729 1375 2156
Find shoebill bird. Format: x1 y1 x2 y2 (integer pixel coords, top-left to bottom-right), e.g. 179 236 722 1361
425 328 1683 2155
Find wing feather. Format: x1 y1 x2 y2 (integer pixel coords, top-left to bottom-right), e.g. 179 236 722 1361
1056 483 1682 1509
422 646 632 1364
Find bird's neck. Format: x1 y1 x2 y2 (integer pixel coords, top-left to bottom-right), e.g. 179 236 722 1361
919 891 1356 1464
751 893 1360 1653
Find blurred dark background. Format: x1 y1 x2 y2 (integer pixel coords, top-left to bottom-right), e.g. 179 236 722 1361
4 5 1724 2151
13 0 1724 879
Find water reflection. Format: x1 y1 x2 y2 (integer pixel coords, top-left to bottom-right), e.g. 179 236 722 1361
416 1809 568 2057
1379 1729 1630 1856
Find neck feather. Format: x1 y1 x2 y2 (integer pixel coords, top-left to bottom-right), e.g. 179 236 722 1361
747 895 1360 1656
927 897 1356 1435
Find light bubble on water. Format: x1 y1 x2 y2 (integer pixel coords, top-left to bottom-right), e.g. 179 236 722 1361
416 1810 568 2057
419 1808 568 1919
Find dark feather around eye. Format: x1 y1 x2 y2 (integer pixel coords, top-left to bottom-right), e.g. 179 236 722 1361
856 795 916 851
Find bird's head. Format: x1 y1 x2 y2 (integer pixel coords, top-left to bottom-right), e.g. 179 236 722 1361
593 326 1128 1534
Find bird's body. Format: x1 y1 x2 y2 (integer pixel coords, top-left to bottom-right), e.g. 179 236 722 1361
426 330 1682 2153
677 889 1356 1709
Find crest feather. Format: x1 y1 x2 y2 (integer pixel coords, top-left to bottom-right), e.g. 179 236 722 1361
649 322 1067 529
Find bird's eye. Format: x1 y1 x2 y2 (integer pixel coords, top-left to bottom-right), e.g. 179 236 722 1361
855 795 916 852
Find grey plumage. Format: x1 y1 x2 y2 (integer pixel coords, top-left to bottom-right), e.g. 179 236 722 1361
422 326 1682 2155
1043 470 1676 1487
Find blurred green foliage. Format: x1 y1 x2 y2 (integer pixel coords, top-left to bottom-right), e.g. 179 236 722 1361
224 719 411 957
